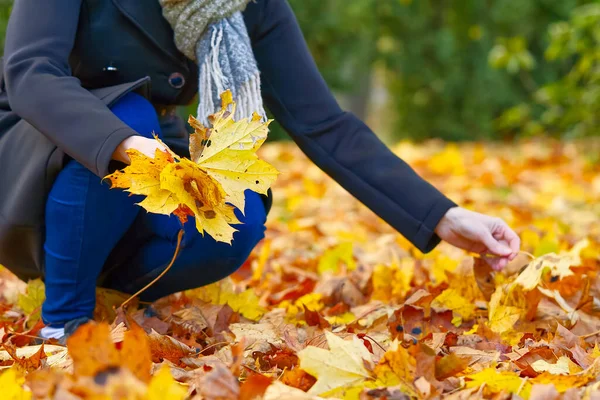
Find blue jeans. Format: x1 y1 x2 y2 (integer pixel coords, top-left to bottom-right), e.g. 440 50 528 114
42 93 267 326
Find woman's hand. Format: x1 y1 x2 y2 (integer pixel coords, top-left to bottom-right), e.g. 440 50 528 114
435 207 520 271
112 136 167 164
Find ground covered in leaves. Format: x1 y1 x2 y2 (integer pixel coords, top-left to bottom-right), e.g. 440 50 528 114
3 139 600 399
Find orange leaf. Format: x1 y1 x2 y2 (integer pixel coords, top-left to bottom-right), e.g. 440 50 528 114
67 322 120 377
239 373 273 400
3 342 47 372
121 322 153 383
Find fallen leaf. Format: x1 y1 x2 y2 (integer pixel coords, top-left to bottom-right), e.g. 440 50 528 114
473 257 495 300
17 279 45 328
239 373 273 400
298 331 373 395
146 364 187 400
147 330 195 365
3 342 47 372
488 286 521 334
281 367 317 392
121 322 153 382
318 243 356 274
512 252 579 291
431 288 477 321
192 362 239 400
373 340 418 397
531 356 581 375
464 367 532 398
66 322 120 377
191 279 266 321
264 381 324 400
0 368 32 400
529 384 560 400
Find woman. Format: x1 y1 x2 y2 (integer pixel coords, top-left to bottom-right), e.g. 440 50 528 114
0 0 519 340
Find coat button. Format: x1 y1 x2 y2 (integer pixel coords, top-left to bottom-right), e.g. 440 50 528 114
168 72 185 89
103 64 118 73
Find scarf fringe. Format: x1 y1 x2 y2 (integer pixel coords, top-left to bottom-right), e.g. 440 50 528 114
197 25 267 126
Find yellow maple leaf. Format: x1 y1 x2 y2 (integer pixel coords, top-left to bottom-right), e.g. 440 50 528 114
279 292 324 320
372 340 418 397
512 240 588 291
431 255 460 283
17 279 45 328
325 312 356 326
188 90 279 212
108 148 179 216
298 331 374 395
317 242 356 274
145 365 187 400
431 288 477 320
487 286 521 334
464 367 532 398
530 372 593 393
189 279 266 321
592 344 600 359
0 369 31 400
106 90 278 243
160 158 239 242
371 256 415 302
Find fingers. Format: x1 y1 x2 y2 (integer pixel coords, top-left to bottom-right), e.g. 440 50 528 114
493 223 521 261
484 255 509 271
481 230 512 257
504 228 521 260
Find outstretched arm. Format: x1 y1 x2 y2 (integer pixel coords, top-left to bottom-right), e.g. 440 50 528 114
243 0 519 265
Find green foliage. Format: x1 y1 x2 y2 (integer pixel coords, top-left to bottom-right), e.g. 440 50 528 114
290 0 596 141
0 0 10 55
498 4 600 138
288 0 378 92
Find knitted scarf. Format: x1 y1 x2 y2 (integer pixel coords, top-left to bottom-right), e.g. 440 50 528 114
159 0 266 125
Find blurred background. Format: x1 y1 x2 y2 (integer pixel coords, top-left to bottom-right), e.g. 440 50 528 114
0 0 597 142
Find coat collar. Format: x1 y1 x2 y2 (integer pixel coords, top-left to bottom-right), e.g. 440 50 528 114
111 0 189 68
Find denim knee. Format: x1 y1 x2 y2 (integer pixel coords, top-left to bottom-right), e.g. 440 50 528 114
187 196 266 282
110 92 162 139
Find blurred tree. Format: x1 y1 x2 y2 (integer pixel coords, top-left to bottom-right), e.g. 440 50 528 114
0 0 11 55
290 0 595 141
497 3 600 138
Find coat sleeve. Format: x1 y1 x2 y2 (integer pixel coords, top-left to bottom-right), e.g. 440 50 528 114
244 0 457 253
3 0 139 178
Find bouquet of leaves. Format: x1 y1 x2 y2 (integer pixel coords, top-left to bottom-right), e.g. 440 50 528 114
106 90 279 244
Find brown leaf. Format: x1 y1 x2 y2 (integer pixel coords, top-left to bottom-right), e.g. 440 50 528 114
147 330 195 365
529 384 560 400
194 362 240 400
303 305 331 329
3 342 47 372
26 369 62 399
435 353 469 380
473 257 495 301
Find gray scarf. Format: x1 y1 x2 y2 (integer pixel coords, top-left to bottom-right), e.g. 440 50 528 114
159 0 266 125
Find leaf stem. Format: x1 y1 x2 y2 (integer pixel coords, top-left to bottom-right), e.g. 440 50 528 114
519 250 536 260
120 229 184 310
475 250 535 260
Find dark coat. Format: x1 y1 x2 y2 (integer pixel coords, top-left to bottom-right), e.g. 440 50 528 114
0 0 456 281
